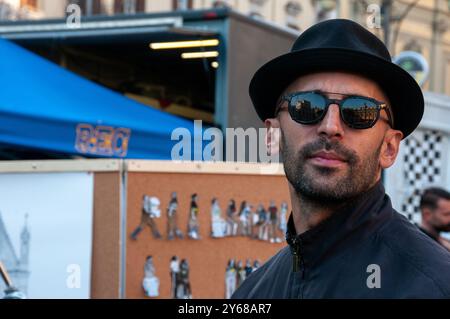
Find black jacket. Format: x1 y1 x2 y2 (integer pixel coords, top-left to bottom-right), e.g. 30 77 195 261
232 182 450 298
419 226 439 242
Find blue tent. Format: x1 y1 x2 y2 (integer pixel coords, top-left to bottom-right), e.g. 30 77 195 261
0 38 197 159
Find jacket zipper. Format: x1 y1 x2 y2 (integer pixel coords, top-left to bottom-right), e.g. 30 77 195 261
290 237 305 279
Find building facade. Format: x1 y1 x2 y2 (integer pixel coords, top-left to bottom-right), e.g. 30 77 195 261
0 0 449 95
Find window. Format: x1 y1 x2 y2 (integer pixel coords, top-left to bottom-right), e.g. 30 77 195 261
248 0 268 18
312 0 337 22
212 0 232 9
67 0 103 15
173 0 193 10
20 0 38 10
285 1 302 30
403 39 422 54
114 0 146 14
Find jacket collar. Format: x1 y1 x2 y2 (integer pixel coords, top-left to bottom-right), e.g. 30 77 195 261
286 181 393 272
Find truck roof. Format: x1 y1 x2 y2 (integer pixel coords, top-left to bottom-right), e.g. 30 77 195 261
0 8 299 40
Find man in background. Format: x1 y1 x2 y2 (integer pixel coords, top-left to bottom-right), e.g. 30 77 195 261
419 187 450 251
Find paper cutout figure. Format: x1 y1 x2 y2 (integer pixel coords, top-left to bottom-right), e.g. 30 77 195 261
211 198 226 238
225 199 238 236
167 192 183 240
279 201 288 236
142 256 159 298
252 260 260 272
176 259 192 299
130 195 162 240
225 258 260 298
261 204 273 241
187 194 200 240
236 260 247 288
268 200 282 243
225 259 237 299
253 204 268 240
251 205 259 238
170 256 180 298
244 259 253 277
238 201 252 236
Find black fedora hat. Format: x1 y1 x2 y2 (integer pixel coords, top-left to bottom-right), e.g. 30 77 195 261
249 19 424 139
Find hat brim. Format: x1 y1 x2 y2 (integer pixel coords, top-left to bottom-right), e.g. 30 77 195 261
249 48 424 139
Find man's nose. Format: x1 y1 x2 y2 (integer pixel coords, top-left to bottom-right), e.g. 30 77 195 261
316 104 345 138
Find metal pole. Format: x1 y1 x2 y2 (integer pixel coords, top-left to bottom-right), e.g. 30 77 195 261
86 0 93 16
382 0 392 51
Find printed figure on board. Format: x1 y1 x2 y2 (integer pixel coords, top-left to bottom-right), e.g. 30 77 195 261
176 259 192 299
268 200 282 243
238 201 252 236
279 201 288 236
225 259 258 298
225 259 237 299
253 204 267 240
210 198 226 238
261 204 273 241
236 260 247 288
187 193 200 240
244 259 253 277
225 199 238 236
170 255 180 299
130 195 162 240
142 255 159 298
253 260 260 272
166 192 183 240
250 205 259 238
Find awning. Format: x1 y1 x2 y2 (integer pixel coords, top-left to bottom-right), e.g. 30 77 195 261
0 37 198 159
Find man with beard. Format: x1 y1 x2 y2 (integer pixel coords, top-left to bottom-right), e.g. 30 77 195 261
232 19 450 299
419 188 450 251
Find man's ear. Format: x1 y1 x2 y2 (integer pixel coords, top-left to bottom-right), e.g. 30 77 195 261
380 129 403 169
265 118 281 157
421 207 433 223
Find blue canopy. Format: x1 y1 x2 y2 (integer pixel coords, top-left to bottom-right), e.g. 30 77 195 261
0 37 197 159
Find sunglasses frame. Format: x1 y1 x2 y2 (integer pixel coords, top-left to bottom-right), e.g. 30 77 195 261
276 90 394 129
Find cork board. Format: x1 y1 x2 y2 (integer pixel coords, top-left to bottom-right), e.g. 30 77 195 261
125 171 290 299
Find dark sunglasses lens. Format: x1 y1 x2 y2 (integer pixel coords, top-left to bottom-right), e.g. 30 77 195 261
288 92 326 124
341 98 379 129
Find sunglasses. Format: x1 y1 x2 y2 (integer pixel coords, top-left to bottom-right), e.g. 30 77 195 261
276 91 393 129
